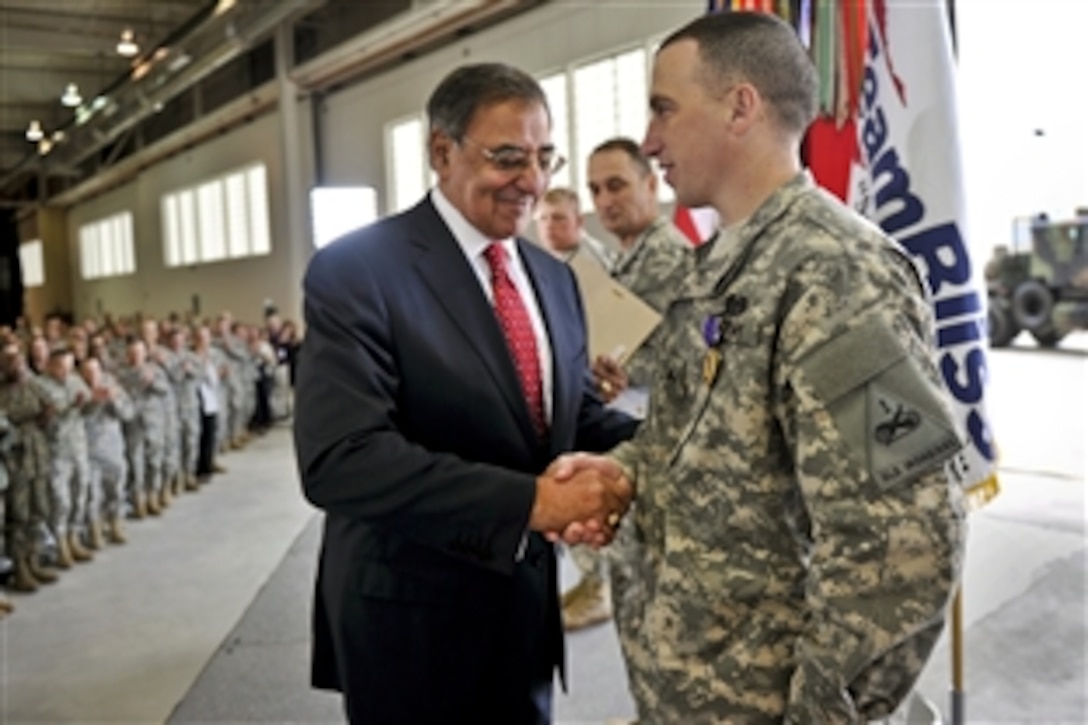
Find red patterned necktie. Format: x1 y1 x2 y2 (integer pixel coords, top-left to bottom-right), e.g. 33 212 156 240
483 243 547 438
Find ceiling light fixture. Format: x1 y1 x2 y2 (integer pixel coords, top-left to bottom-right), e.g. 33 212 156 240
38 138 54 156
25 119 44 142
61 83 82 107
117 28 139 57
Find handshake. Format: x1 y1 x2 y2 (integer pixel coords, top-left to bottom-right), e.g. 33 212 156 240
529 453 633 549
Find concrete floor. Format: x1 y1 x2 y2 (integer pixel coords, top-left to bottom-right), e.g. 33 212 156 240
0 333 1084 724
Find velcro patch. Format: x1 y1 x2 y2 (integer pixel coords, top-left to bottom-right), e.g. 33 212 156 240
867 381 961 489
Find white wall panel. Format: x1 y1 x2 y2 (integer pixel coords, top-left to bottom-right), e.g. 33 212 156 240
65 112 303 324
320 0 698 209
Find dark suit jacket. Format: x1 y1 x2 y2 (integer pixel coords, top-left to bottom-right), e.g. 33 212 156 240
294 197 638 723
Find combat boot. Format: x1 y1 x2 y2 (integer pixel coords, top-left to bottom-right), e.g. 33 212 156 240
68 531 94 563
561 577 613 632
132 493 147 520
55 535 74 569
185 473 199 492
9 554 39 593
146 494 162 516
0 596 13 615
27 553 59 584
88 519 106 550
159 485 172 509
108 516 127 545
172 473 184 496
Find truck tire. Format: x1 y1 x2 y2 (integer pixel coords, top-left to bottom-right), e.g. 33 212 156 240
1031 327 1065 348
1011 279 1054 331
987 300 1019 348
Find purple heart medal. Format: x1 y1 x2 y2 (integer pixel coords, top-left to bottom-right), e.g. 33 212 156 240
702 314 723 387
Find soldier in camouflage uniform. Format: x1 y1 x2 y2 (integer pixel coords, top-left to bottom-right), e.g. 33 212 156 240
236 322 260 434
80 356 134 546
1 410 16 614
0 340 59 588
143 319 182 507
116 337 171 519
558 139 691 633
534 186 619 272
565 13 967 722
587 137 691 392
213 314 249 452
165 326 201 491
35 347 96 567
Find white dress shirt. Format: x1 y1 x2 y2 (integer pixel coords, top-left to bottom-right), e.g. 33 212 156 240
431 187 554 423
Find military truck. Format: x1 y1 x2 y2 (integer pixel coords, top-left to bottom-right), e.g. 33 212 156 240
985 212 1088 348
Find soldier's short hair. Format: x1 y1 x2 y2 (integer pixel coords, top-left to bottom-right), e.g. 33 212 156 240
660 12 818 136
591 137 653 178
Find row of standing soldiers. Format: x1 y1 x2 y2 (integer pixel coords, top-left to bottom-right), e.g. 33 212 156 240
0 312 293 617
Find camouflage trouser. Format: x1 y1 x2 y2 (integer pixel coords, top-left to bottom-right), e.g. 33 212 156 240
4 469 35 560
49 447 91 537
607 513 649 710
162 393 181 484
17 428 52 526
242 376 256 431
6 436 50 559
229 379 246 440
569 544 608 588
125 426 164 498
179 406 200 476
216 386 230 450
88 452 127 521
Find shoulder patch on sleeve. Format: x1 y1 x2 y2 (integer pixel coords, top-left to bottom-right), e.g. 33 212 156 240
867 379 961 488
797 316 963 490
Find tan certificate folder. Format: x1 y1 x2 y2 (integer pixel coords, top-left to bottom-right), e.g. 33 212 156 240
567 248 662 364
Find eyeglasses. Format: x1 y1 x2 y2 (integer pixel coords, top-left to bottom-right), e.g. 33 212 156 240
460 136 566 175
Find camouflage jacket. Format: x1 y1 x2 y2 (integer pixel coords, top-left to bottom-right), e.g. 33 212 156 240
564 233 619 272
32 373 92 447
115 361 171 433
83 371 134 462
610 174 967 724
611 217 691 387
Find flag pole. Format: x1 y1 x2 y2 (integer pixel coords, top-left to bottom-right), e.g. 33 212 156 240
945 3 965 722
950 586 965 724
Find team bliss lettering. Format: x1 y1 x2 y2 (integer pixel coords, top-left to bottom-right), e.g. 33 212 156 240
856 28 995 474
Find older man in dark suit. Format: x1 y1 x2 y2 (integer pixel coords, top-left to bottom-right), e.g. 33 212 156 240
294 62 638 724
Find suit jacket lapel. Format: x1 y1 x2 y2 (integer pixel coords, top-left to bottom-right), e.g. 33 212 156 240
410 200 538 444
519 239 574 454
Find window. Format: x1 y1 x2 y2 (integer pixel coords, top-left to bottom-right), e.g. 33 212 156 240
381 41 671 221
538 43 672 208
19 240 44 288
162 163 272 267
310 186 378 248
539 72 572 191
385 115 429 214
79 212 136 280
572 48 650 207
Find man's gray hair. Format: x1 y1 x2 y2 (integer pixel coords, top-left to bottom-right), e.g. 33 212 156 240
427 62 549 141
